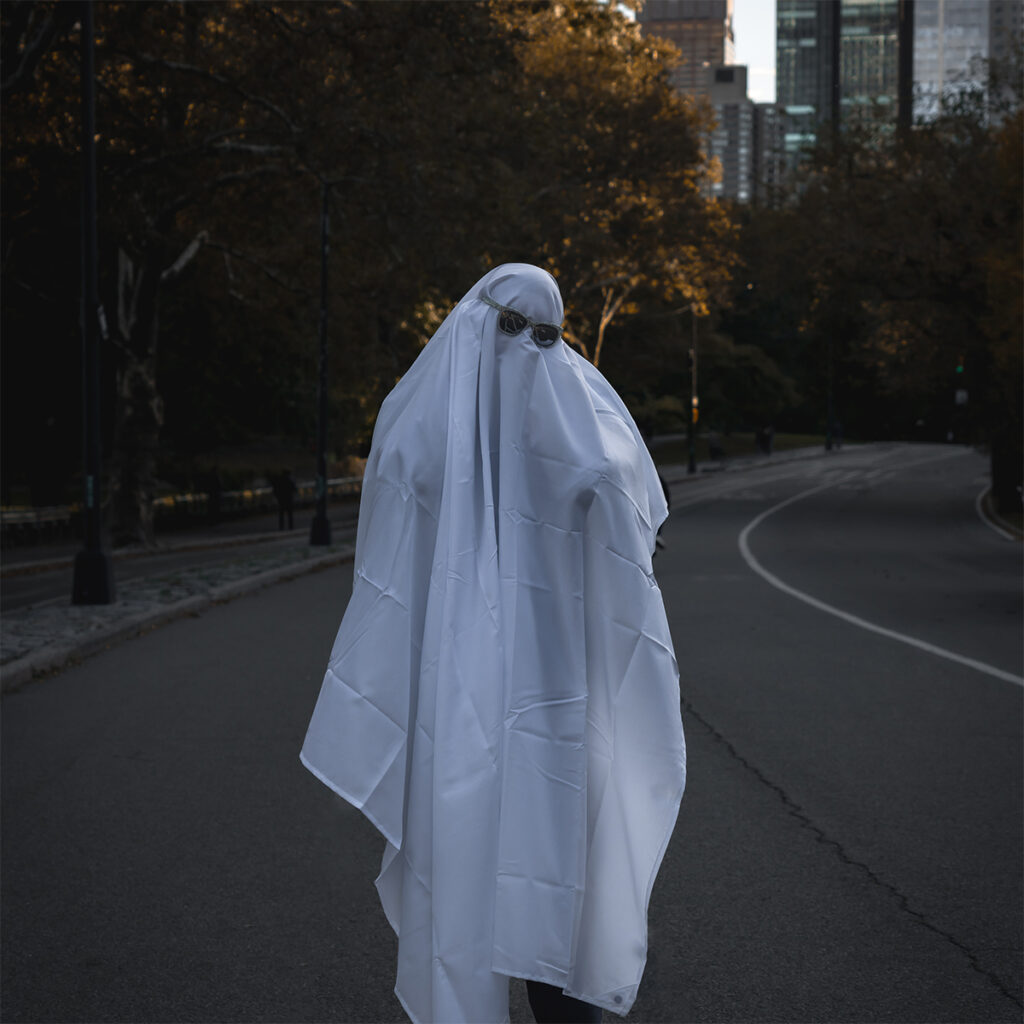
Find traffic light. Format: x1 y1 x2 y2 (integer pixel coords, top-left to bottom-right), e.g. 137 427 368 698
692 395 699 424
955 356 964 374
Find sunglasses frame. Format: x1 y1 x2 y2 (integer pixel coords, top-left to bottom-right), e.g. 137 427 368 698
481 296 563 348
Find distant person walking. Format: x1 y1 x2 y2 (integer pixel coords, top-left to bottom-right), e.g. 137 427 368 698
205 467 223 526
273 469 296 531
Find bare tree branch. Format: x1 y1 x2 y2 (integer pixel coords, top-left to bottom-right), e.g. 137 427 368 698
161 230 209 283
110 128 291 182
1 1 77 98
205 241 311 297
110 49 299 135
155 163 289 224
211 140 292 156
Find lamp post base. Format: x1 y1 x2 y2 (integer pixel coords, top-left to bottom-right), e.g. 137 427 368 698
310 513 332 546
72 549 116 605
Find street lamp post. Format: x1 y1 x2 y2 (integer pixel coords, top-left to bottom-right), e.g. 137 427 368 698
72 0 115 605
825 332 834 452
688 307 698 475
309 179 332 546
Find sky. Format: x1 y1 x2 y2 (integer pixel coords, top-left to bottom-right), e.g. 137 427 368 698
732 0 777 102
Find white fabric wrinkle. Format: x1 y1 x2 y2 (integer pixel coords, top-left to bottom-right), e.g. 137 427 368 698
378 476 441 523
504 508 583 536
322 666 407 734
505 693 586 721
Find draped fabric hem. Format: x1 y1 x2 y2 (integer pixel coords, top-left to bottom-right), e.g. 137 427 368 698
298 750 402 850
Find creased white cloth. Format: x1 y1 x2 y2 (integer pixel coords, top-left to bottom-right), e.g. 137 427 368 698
300 264 685 1024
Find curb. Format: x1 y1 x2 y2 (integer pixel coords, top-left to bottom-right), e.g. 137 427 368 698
659 442 864 486
1 528 313 579
976 486 1023 542
1 546 355 694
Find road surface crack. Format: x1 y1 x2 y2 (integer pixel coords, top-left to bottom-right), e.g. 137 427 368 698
682 696 1023 1012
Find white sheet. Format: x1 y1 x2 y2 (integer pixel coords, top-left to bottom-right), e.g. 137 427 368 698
301 264 685 1023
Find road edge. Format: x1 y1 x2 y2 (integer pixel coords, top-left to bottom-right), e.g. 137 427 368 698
975 485 1023 542
1 547 354 694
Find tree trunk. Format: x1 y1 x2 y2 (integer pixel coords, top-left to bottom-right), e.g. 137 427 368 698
990 421 1022 517
592 285 628 369
110 246 164 547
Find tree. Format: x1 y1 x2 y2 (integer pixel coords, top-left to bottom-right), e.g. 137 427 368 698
4 0 747 540
3 1 523 542
736 56 1021 504
499 0 736 367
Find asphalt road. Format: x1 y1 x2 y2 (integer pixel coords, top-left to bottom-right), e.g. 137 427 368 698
2 443 1021 1023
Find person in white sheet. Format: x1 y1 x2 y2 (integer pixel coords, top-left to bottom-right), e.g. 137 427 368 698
301 264 686 1024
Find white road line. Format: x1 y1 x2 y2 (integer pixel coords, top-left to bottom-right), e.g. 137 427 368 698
738 464 1024 689
974 484 1020 542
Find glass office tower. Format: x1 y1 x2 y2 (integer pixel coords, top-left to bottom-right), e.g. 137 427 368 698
840 0 902 123
914 0 991 119
638 0 736 94
776 1 839 159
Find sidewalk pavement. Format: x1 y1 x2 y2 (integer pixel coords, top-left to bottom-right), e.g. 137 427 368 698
0 445 840 694
0 535 356 693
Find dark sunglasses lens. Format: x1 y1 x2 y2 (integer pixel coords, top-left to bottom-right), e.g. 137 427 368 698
533 325 560 346
498 310 528 335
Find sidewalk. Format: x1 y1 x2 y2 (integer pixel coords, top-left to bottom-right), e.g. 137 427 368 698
0 445 839 693
657 441 852 485
0 504 357 574
0 527 356 693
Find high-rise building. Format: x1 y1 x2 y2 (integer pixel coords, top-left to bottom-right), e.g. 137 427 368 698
839 0 903 123
776 1 840 161
637 0 736 94
989 0 1024 114
913 1 992 117
705 65 755 202
753 103 788 204
990 0 1024 64
778 0 1021 152
776 0 922 173
914 1 991 119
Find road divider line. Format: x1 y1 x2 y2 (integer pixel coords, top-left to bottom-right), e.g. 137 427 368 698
974 484 1020 542
738 474 1024 689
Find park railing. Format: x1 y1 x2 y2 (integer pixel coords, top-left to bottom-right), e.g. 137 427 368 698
1 476 363 546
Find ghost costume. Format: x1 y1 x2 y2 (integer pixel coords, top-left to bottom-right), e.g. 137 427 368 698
300 264 685 1023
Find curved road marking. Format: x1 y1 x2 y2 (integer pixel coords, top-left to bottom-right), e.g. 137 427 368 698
738 472 1024 689
975 484 1020 542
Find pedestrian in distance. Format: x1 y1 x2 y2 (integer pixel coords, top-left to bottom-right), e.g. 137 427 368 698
205 466 223 526
273 468 296 531
301 264 686 1024
707 428 724 462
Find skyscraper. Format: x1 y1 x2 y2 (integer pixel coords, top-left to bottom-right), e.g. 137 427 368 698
778 0 1021 155
776 1 840 160
705 65 755 202
914 1 990 119
839 0 903 123
777 0 920 172
914 1 1024 119
990 0 1024 64
753 102 788 204
637 0 736 94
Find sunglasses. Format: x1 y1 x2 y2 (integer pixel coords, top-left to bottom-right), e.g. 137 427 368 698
481 296 563 347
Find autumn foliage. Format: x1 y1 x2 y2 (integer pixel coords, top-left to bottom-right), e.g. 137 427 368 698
2 1 1021 538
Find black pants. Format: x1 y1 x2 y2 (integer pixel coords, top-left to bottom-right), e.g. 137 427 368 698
526 980 602 1024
